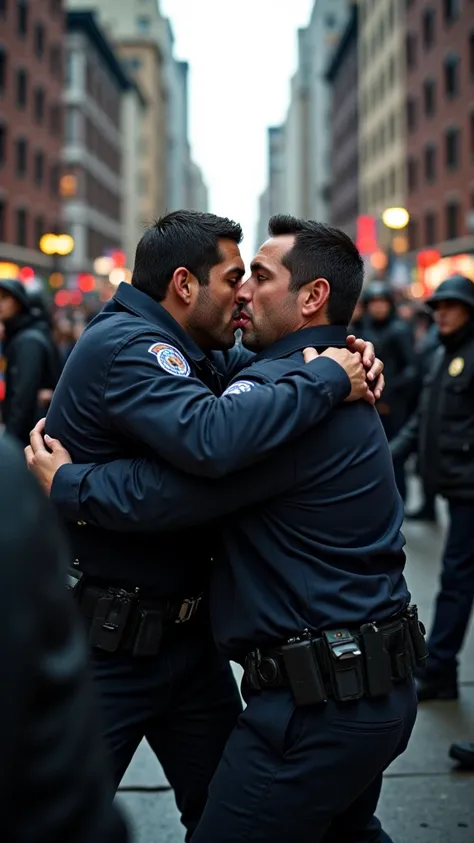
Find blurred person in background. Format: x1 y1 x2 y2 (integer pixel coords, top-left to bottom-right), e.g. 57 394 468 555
0 279 61 445
390 275 474 707
360 282 418 502
0 434 128 842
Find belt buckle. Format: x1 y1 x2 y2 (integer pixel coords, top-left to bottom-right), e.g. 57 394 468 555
175 594 202 624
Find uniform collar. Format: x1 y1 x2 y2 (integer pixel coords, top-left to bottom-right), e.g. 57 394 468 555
113 282 206 361
252 325 348 362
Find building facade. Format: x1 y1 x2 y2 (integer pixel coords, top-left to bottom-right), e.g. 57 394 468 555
405 0 474 257
358 0 407 244
0 0 65 273
62 11 129 274
326 4 358 241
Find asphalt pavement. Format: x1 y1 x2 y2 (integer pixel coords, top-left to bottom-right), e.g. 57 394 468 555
116 481 474 842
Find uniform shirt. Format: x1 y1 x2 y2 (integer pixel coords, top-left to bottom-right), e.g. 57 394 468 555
47 284 350 595
50 325 409 658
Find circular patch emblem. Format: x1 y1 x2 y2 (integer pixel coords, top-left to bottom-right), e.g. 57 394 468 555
148 343 190 377
222 380 256 396
449 357 464 377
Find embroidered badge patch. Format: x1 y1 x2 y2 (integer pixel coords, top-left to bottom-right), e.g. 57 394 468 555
449 357 464 377
148 343 191 377
222 380 257 396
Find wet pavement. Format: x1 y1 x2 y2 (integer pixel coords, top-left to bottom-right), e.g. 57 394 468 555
116 482 474 842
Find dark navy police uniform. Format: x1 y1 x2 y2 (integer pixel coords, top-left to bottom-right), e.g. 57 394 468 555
50 324 420 843
45 285 352 840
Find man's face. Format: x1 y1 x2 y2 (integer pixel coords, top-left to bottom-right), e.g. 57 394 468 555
432 300 471 335
187 238 245 350
0 289 22 322
233 235 303 352
367 298 391 322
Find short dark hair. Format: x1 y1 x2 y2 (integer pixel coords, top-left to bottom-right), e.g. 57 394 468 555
132 210 243 301
268 215 364 326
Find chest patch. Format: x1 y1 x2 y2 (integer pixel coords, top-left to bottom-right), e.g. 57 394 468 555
449 357 464 377
148 343 190 377
222 379 257 396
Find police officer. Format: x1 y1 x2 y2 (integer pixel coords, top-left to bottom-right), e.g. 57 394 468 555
391 275 474 703
361 282 418 501
30 211 381 841
29 217 417 843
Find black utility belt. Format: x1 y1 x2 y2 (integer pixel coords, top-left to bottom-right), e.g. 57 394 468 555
73 577 203 658
244 605 428 706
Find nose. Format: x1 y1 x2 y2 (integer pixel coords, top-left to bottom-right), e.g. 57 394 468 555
235 279 252 306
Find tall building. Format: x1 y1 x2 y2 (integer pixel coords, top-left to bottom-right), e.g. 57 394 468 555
255 187 270 252
326 4 358 242
358 0 407 244
187 160 208 212
62 11 130 274
405 0 474 259
0 0 65 274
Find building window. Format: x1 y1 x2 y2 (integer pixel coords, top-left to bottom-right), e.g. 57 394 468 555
16 208 27 247
0 199 5 241
15 138 27 176
325 14 336 28
17 0 28 37
423 79 436 117
444 0 460 24
34 22 45 59
422 8 436 50
49 104 61 137
406 33 417 69
408 157 418 193
469 32 474 79
446 201 460 240
0 123 6 166
0 0 6 18
34 87 44 123
50 163 60 196
50 0 61 15
50 44 61 76
0 47 6 93
424 144 436 182
444 54 459 98
406 97 417 132
16 68 27 108
425 212 437 246
34 215 45 249
136 16 150 32
125 56 143 72
445 127 460 170
34 150 44 186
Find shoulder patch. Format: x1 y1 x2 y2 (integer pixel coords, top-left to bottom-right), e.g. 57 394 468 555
148 343 190 377
222 379 257 397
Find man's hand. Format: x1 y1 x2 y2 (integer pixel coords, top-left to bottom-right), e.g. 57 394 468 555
346 335 384 401
24 418 72 496
303 347 371 404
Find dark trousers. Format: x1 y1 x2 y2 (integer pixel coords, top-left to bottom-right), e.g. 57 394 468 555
89 620 242 841
191 679 417 843
426 499 474 679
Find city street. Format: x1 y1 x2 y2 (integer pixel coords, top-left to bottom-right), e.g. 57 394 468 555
116 482 474 843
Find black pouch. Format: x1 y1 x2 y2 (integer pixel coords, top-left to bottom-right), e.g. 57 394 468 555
405 604 429 667
132 608 164 657
244 649 262 691
281 639 327 706
360 623 393 698
323 629 364 702
89 592 134 653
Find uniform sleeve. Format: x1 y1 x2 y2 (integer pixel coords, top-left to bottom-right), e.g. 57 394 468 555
5 336 45 442
104 332 350 478
50 444 298 532
218 344 255 381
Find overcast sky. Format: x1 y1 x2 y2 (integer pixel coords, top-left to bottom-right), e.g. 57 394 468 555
160 0 314 266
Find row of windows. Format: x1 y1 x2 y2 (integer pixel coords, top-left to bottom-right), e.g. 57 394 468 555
407 119 474 192
0 200 55 252
0 1 62 34
360 54 398 118
409 200 466 251
0 49 62 109
361 113 400 163
362 167 400 210
405 0 461 25
407 32 474 87
0 128 60 193
406 55 472 133
359 0 398 65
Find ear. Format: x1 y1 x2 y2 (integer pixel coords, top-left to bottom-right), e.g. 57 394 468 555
170 267 197 305
300 278 330 318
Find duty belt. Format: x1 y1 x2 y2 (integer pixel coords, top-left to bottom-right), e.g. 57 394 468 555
73 577 203 658
244 605 427 706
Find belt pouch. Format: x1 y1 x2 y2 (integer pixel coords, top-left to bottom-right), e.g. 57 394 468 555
323 630 364 702
132 608 164 657
360 624 393 697
90 593 133 653
405 605 429 666
280 639 327 706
